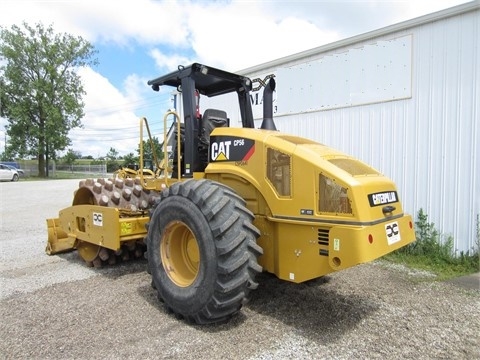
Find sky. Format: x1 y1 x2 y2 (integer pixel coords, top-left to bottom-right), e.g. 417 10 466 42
0 0 472 158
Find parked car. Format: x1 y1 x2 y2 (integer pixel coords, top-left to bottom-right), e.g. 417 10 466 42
0 164 19 182
2 164 25 177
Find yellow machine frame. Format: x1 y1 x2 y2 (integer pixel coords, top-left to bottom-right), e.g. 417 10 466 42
47 115 415 282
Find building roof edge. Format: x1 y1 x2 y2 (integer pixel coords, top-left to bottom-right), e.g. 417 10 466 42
238 1 479 75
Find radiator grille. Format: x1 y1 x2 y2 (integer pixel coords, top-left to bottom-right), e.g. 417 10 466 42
328 158 379 176
318 228 329 257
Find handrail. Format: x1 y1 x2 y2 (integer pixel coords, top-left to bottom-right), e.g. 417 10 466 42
136 113 181 190
139 116 161 189
162 110 181 186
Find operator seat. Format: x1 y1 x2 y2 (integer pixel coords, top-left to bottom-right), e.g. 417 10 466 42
199 109 228 145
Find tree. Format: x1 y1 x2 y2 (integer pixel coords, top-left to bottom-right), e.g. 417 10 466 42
122 152 138 167
61 148 80 166
0 22 97 177
106 147 120 173
137 137 164 163
0 146 15 161
135 137 164 171
106 147 119 160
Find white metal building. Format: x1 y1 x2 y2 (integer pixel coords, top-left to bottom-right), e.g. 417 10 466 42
239 2 479 253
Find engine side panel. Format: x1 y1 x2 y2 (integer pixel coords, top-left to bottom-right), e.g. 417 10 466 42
206 127 416 282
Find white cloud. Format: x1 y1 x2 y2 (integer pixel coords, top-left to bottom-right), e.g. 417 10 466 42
0 0 189 46
64 0 191 46
1 0 471 157
390 0 470 23
1 0 341 71
149 48 193 72
69 67 141 157
122 74 149 107
1 0 469 56
181 1 340 71
257 0 470 37
70 67 175 157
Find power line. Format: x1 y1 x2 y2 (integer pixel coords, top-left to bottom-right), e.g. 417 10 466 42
70 121 173 143
71 117 173 134
84 95 173 116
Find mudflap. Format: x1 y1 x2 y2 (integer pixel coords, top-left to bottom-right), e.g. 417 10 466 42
46 217 77 255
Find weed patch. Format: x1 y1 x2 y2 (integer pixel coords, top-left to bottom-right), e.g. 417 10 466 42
385 210 479 280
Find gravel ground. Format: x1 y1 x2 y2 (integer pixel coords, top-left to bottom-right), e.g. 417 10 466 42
1 179 479 360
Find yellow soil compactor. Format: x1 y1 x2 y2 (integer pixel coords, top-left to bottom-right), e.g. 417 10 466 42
47 63 415 324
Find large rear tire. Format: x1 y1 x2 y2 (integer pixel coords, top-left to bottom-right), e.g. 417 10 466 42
147 179 263 324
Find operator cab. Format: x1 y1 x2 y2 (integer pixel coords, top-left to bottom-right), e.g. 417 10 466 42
148 63 275 177
148 63 255 177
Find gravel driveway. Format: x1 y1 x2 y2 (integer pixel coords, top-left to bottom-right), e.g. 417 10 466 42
1 179 479 359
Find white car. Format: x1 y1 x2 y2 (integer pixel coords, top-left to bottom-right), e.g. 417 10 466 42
0 164 19 181
2 164 25 177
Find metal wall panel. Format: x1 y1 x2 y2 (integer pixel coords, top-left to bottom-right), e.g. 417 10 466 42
243 4 479 253
276 35 412 113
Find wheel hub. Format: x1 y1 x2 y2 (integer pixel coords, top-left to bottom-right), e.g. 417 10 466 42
161 221 200 287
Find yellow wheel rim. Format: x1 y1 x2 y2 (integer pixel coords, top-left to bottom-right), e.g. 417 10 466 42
161 221 200 287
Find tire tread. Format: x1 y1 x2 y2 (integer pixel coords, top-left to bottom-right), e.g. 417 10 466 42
147 179 262 324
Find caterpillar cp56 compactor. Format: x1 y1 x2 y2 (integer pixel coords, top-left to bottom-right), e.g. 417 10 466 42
47 63 415 324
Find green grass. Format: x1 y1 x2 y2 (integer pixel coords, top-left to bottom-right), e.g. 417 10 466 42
384 209 480 281
20 171 107 181
384 252 479 281
50 171 107 179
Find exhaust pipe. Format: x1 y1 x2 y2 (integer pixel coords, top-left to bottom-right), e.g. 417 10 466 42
260 78 277 130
